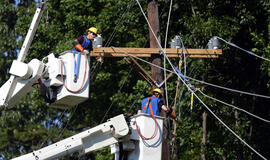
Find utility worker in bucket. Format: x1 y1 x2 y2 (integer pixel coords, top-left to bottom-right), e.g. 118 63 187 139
72 27 97 53
138 88 176 119
72 27 97 82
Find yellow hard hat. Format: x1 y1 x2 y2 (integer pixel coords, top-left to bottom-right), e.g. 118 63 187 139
87 27 98 34
150 88 162 96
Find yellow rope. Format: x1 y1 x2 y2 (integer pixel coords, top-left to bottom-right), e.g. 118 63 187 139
190 92 194 112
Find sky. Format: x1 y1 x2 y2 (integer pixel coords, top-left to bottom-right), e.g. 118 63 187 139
15 0 40 6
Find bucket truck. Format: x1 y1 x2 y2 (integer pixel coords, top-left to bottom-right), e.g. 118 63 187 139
0 1 89 109
0 1 165 159
12 114 164 160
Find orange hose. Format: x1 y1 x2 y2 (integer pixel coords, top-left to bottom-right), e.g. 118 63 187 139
60 51 88 93
134 102 158 140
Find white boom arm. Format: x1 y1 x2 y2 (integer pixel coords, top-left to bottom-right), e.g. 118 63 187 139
0 1 47 108
12 114 164 160
0 0 90 109
12 114 129 160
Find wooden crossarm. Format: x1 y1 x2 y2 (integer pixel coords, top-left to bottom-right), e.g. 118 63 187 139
91 47 222 58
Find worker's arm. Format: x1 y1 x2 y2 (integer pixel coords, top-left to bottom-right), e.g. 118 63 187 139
161 105 169 112
72 36 84 52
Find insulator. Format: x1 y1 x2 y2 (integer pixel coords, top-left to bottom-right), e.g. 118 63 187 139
93 34 103 48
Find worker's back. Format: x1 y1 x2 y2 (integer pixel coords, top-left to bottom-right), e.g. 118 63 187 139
141 96 161 116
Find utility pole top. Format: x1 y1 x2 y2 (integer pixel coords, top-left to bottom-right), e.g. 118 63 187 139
91 47 222 58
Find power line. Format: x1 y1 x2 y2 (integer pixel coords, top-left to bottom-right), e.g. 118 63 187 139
39 109 67 148
104 0 135 47
163 0 174 107
112 47 270 100
114 47 270 123
118 4 267 156
91 1 135 83
164 2 174 156
193 90 267 160
112 47 267 160
187 76 270 99
198 89 270 123
58 104 79 139
165 50 267 159
100 67 133 123
127 1 267 158
164 56 268 160
136 2 270 101
216 36 270 62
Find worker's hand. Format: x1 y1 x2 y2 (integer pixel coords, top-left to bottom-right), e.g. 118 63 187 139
82 49 89 54
166 109 177 119
75 43 83 52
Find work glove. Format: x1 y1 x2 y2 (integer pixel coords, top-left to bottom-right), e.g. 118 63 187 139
169 112 177 119
75 44 83 52
167 109 177 119
82 49 89 54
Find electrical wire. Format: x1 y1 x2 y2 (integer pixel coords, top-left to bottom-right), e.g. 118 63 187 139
113 46 270 125
104 0 135 47
38 109 67 148
164 46 267 159
111 48 268 160
198 89 270 123
163 0 176 154
163 0 173 107
194 90 267 160
164 48 168 106
112 47 270 100
187 76 270 99
162 45 267 160
58 104 79 139
100 67 133 123
216 36 270 62
164 56 268 160
122 1 267 158
119 3 268 154
91 1 135 83
136 0 269 100
135 0 163 50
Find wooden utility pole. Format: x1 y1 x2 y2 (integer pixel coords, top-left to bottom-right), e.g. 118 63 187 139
201 112 207 160
147 1 169 160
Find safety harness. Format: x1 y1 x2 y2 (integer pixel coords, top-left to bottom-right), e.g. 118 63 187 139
141 97 155 115
134 96 158 140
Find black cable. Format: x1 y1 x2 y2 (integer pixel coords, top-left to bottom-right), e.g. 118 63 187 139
38 109 67 148
58 104 79 139
100 67 134 123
